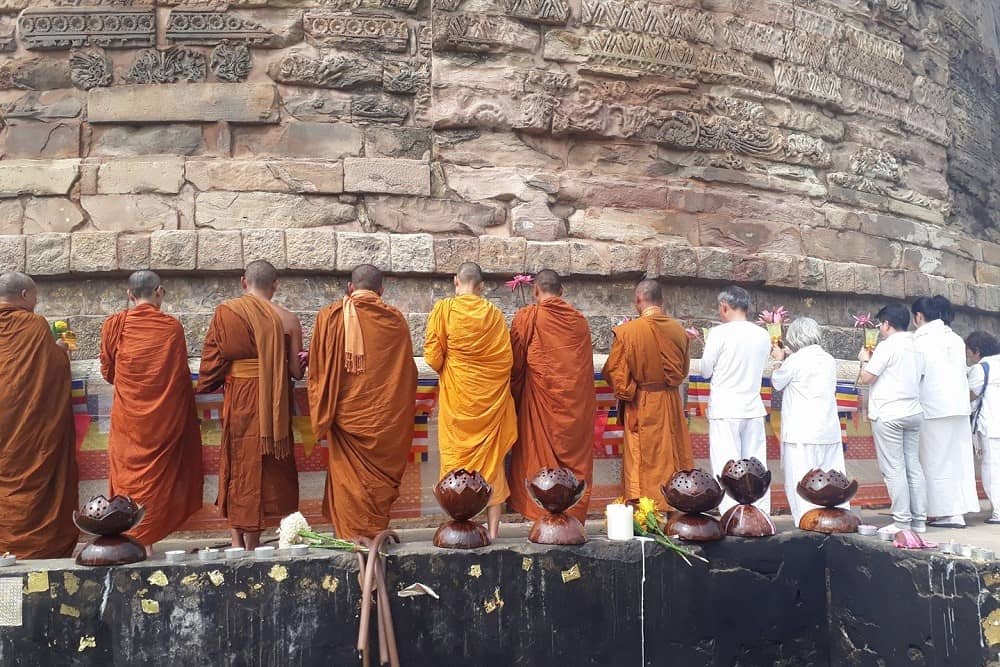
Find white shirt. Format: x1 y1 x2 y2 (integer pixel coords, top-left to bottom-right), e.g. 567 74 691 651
969 354 1000 438
700 320 771 419
771 344 842 445
865 331 924 422
913 320 971 418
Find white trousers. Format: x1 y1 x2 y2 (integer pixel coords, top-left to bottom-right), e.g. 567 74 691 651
920 416 980 517
709 417 769 515
872 413 926 524
781 442 850 526
980 434 1000 518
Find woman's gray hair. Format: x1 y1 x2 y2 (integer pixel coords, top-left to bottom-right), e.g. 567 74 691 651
717 286 751 312
785 317 824 353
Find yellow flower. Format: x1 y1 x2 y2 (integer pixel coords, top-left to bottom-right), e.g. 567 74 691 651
53 320 68 333
638 497 657 515
613 496 627 506
633 508 648 533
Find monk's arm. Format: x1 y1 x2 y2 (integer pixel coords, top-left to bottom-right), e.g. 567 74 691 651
509 311 528 399
423 302 446 373
287 316 304 381
98 319 116 384
699 329 719 378
196 311 229 393
307 309 332 440
603 334 636 402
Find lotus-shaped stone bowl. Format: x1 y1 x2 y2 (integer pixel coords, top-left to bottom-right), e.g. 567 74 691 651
73 494 145 537
433 469 492 522
796 469 859 508
527 468 585 514
719 458 772 505
662 468 725 514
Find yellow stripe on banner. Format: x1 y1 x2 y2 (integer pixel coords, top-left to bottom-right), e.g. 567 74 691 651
199 421 222 447
80 425 107 452
292 417 316 458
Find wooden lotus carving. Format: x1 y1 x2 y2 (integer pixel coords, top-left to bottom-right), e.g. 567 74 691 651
719 458 775 538
796 468 861 535
74 494 147 566
527 468 586 545
432 469 492 549
662 469 724 542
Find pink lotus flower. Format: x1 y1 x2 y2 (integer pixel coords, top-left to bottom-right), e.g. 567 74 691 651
684 327 702 341
757 306 789 325
298 349 309 366
852 312 879 329
892 530 937 550
504 274 534 291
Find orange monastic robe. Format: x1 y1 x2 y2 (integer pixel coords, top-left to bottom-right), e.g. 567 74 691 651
508 297 596 523
197 296 298 532
602 309 693 508
424 294 517 506
0 306 79 559
100 304 203 545
308 293 417 539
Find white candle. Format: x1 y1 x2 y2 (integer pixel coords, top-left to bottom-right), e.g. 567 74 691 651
606 504 634 541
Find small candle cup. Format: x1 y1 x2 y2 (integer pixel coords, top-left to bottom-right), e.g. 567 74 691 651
289 544 309 557
857 525 877 537
165 550 187 563
254 546 276 559
606 504 634 541
198 549 219 562
224 547 246 559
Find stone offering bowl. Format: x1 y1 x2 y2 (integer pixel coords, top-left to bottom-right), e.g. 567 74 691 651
663 469 725 542
433 469 492 550
797 469 861 534
528 467 585 514
796 469 859 507
719 458 772 505
73 494 145 537
527 468 587 545
74 495 147 566
662 469 725 514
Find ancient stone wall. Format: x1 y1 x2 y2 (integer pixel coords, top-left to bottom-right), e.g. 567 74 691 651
0 0 999 357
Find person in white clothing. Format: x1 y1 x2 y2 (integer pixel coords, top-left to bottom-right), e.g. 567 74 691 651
770 318 849 526
858 303 926 535
967 331 1000 524
700 286 772 514
912 295 979 528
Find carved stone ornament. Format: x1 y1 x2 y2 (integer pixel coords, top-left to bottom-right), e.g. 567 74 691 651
211 42 252 83
351 95 409 124
19 7 155 50
503 0 570 26
166 10 273 46
126 47 207 84
268 53 381 90
304 12 410 52
69 49 113 90
382 59 428 95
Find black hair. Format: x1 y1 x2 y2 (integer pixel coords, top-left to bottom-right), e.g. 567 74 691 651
911 294 955 325
876 303 910 331
966 331 1000 357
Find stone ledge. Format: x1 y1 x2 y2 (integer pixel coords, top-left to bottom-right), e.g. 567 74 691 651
88 84 280 124
3 232 999 318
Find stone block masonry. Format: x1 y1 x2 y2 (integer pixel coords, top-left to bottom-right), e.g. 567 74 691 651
0 1 995 347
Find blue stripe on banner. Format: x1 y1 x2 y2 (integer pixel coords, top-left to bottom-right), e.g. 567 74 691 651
417 378 438 387
414 415 429 425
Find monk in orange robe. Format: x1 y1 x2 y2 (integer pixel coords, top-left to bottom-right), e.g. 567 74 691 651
602 279 693 509
198 260 302 550
425 262 517 540
0 272 79 559
309 265 417 539
508 270 595 523
100 271 203 555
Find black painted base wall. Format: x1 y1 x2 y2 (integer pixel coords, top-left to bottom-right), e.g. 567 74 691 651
0 532 996 667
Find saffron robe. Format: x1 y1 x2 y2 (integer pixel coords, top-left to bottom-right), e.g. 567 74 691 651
308 293 417 539
197 296 299 532
425 294 518 506
602 311 694 508
0 306 79 559
508 297 596 523
100 304 203 545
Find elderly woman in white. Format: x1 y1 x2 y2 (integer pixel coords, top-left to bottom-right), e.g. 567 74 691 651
769 317 849 526
912 296 980 528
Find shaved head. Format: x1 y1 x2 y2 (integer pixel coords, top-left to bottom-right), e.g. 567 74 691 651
456 262 483 286
534 269 562 296
128 270 161 299
0 272 35 300
635 279 663 305
244 260 278 289
351 264 383 291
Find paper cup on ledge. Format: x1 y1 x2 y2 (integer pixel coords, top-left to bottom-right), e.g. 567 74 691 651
224 547 246 559
289 544 309 557
198 548 220 562
165 550 187 563
254 546 276 560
